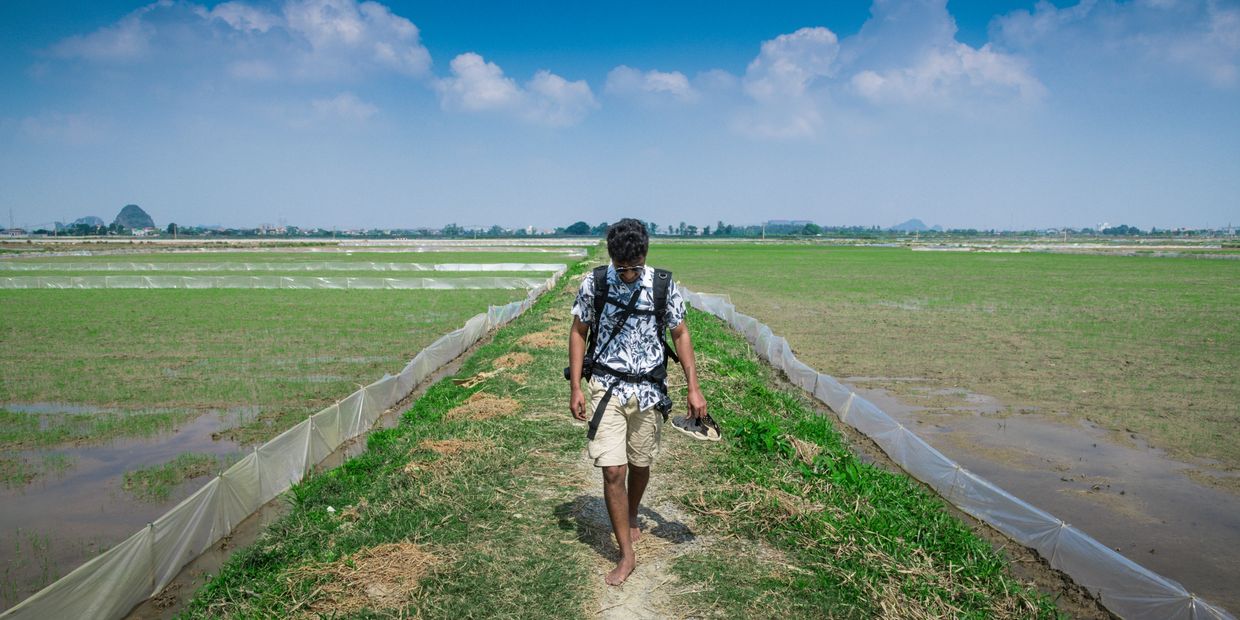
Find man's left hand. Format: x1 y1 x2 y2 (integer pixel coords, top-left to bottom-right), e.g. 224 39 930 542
687 388 708 419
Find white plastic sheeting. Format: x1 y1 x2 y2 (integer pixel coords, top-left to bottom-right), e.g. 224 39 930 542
0 275 550 290
0 262 567 272
0 267 565 620
680 288 1233 620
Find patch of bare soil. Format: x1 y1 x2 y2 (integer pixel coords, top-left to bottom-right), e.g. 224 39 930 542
516 329 562 350
444 391 521 421
493 352 534 369
289 542 438 617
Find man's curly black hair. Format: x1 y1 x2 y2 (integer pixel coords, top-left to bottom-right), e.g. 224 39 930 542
606 218 649 264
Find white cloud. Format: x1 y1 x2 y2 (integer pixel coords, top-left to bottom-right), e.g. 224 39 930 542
436 53 523 112
723 1 1045 139
436 53 597 126
312 92 378 121
200 1 279 33
48 0 432 80
743 27 839 102
729 27 840 139
525 70 598 126
605 66 698 103
840 0 1043 105
51 3 158 61
849 42 1045 104
992 0 1240 88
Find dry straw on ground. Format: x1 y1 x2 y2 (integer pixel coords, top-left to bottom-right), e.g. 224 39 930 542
290 542 438 617
452 368 505 388
787 435 822 465
516 329 562 349
445 391 521 421
402 438 491 476
493 352 534 369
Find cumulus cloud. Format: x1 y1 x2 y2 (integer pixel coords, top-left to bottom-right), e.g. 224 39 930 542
49 0 432 80
605 66 698 103
744 27 839 101
727 27 840 139
724 0 1044 139
436 53 597 126
992 0 1240 88
840 0 1043 105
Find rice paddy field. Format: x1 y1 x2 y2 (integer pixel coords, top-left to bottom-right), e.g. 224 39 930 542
650 241 1240 610
0 247 570 611
652 243 1240 470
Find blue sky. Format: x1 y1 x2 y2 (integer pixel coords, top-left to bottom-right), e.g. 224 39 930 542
1 0 1237 231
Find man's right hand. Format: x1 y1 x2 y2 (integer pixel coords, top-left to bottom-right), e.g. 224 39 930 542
570 388 588 421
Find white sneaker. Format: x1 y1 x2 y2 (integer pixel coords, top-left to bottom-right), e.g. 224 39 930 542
671 414 721 442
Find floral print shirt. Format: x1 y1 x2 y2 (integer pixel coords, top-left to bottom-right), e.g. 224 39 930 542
572 265 686 411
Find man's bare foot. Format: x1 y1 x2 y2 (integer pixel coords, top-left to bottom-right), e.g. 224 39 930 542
629 526 642 543
605 556 636 586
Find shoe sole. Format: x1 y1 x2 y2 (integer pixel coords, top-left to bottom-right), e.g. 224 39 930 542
671 422 721 442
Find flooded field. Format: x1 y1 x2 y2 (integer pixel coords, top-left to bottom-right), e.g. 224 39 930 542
848 380 1240 612
0 248 564 611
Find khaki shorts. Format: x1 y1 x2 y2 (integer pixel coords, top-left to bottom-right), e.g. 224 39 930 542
586 379 661 468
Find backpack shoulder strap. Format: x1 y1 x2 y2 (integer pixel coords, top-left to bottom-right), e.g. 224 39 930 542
591 265 609 329
653 268 672 324
652 268 680 364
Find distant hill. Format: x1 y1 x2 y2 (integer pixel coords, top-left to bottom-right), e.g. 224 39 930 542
113 204 155 229
890 218 929 232
73 216 105 227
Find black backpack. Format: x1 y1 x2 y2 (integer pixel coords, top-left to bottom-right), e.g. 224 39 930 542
567 265 680 439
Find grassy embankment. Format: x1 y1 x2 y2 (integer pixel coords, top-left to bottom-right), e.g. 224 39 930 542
652 244 1240 471
179 263 1061 618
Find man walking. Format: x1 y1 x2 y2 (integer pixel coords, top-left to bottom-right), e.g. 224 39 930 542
567 218 710 586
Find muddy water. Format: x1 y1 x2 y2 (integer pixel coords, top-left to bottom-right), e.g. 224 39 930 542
843 381 1240 614
0 411 245 612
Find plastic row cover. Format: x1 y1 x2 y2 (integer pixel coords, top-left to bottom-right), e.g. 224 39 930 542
0 267 565 620
0 262 567 272
680 289 1233 620
0 276 548 290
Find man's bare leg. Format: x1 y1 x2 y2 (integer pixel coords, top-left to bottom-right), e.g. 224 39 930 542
627 465 650 543
602 464 635 585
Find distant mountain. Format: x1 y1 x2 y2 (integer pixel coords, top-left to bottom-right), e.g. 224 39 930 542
73 216 104 227
890 218 929 232
113 204 155 229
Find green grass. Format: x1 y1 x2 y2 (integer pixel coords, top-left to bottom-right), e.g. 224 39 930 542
0 287 527 447
123 453 236 502
651 243 1240 469
667 310 1057 619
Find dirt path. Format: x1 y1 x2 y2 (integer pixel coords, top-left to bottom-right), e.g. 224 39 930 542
562 418 706 619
